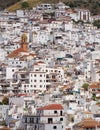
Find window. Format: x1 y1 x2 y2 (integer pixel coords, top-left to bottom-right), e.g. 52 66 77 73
53 126 57 129
60 118 63 121
30 118 32 123
31 85 33 87
54 111 57 114
40 85 42 88
40 75 42 77
34 74 36 77
46 75 49 78
40 80 42 82
32 118 34 123
12 69 14 72
34 85 36 87
60 111 63 116
34 80 36 82
25 118 27 123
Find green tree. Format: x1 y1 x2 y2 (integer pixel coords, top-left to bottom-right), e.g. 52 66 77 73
21 2 29 8
76 20 84 25
82 83 89 91
93 20 100 29
2 96 9 105
0 102 3 105
92 93 96 100
1 121 7 126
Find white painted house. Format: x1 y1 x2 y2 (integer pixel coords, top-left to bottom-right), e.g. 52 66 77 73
22 103 66 130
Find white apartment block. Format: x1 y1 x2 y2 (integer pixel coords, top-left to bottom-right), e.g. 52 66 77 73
77 9 91 22
32 30 49 44
13 63 65 93
37 4 52 10
21 71 47 93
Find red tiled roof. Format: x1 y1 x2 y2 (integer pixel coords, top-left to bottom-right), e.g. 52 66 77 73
66 9 77 14
34 63 39 65
37 61 45 64
17 93 27 97
7 48 28 58
83 111 92 114
0 127 11 130
66 128 71 130
89 82 100 89
29 53 36 57
37 104 63 110
76 118 100 128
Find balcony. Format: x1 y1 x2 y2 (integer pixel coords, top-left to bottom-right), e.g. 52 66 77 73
24 120 62 124
40 121 62 124
6 87 13 90
36 113 65 117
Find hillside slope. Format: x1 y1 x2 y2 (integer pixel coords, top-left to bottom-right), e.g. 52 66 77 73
0 0 20 10
0 0 100 15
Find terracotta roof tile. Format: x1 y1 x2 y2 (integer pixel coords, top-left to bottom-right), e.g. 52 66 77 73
76 118 100 128
29 53 36 57
83 111 92 114
89 82 100 89
7 48 28 58
37 61 45 64
0 127 11 130
37 104 63 110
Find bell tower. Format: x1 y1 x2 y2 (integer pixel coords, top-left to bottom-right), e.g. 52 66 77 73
21 33 28 51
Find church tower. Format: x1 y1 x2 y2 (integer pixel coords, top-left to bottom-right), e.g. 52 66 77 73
21 33 28 52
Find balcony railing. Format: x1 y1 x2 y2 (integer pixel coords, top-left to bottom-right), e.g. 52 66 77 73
39 121 62 124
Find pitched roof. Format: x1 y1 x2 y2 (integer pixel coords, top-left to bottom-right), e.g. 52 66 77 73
37 104 63 110
89 82 100 89
7 48 28 58
76 118 100 128
83 111 92 114
61 85 71 90
0 127 11 130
